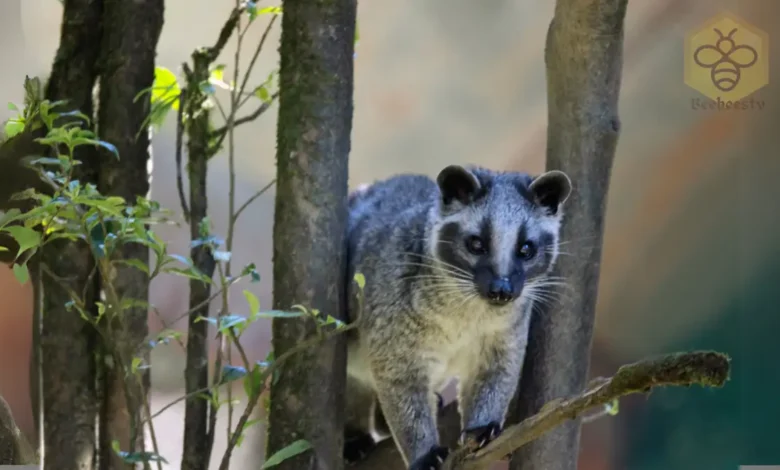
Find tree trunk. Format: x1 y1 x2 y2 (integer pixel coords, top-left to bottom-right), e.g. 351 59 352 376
180 58 218 470
39 1 105 469
265 0 356 468
95 0 164 468
509 1 628 470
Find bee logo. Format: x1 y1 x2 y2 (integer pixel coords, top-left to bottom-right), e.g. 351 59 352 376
693 28 759 92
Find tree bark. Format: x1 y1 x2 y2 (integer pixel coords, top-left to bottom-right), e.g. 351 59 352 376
266 0 356 468
0 395 37 465
181 62 217 470
39 1 105 469
180 10 244 469
508 1 628 470
95 0 164 468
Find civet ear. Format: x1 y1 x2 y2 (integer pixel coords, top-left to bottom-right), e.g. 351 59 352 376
436 165 481 206
528 170 572 215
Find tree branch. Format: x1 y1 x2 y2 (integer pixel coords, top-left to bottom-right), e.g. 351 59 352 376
209 93 278 140
444 351 729 470
0 395 37 465
353 351 731 470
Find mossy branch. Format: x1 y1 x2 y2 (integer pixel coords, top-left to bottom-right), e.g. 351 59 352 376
353 351 731 470
441 351 730 470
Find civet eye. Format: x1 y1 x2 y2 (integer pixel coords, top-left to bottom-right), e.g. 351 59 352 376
465 235 487 255
518 241 536 260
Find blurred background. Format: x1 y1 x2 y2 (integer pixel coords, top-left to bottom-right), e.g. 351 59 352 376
1 0 779 469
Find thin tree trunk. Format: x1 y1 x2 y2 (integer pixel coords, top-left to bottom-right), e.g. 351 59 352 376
39 1 105 469
95 0 164 468
509 1 628 470
265 0 356 468
181 64 217 470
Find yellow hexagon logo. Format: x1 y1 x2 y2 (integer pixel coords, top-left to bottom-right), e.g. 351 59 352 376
685 11 769 102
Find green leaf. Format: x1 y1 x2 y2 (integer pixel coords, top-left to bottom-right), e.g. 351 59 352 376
12 263 29 284
219 314 247 333
116 450 168 464
199 81 216 95
209 65 230 90
242 263 261 282
355 22 360 45
8 102 18 112
353 272 366 290
262 439 312 468
114 258 150 275
0 209 22 229
253 310 305 319
4 118 25 138
149 329 182 348
243 364 264 399
166 267 213 284
254 85 270 102
3 225 42 258
151 66 181 111
605 398 620 416
244 290 260 314
95 140 119 158
195 315 217 325
71 137 119 159
27 157 64 167
220 365 247 384
78 198 125 216
131 357 144 374
258 6 282 15
211 65 225 83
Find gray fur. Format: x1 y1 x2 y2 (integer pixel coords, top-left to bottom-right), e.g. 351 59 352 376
345 165 572 468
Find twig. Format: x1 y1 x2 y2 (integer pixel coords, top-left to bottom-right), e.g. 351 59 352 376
210 95 278 140
168 275 242 326
440 351 731 470
238 14 279 101
218 323 358 470
206 6 246 62
234 178 276 220
175 88 188 221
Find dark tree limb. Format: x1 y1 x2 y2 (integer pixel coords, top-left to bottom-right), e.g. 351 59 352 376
39 1 105 469
509 2 629 470
180 9 244 470
353 351 731 470
0 395 37 465
95 0 164 468
180 58 218 470
266 0 356 468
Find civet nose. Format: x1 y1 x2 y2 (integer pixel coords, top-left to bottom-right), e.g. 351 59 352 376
487 277 514 304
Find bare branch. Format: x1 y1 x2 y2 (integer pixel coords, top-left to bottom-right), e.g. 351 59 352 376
354 351 731 470
235 178 276 221
210 94 278 140
444 351 730 470
175 88 189 221
206 6 245 62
